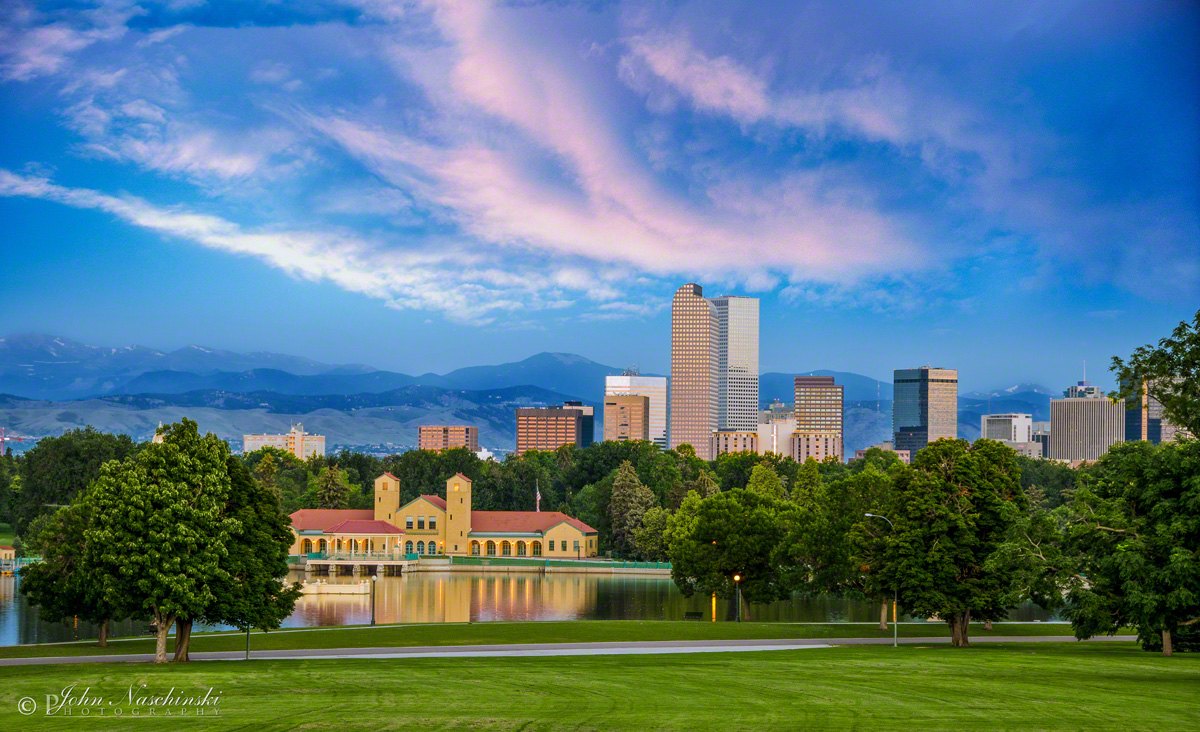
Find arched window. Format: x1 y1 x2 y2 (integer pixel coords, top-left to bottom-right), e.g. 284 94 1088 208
502 541 512 556
486 541 496 556
428 542 437 555
516 541 526 556
417 541 425 555
302 539 313 553
405 540 414 554
531 541 542 557
471 541 480 556
317 539 327 552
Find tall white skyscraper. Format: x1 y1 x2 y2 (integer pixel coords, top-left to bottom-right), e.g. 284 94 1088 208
605 372 669 449
708 295 759 432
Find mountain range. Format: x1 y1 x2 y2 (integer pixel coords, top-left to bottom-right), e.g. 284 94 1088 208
0 333 1050 456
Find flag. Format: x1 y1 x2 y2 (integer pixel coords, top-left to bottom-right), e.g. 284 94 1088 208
536 480 541 512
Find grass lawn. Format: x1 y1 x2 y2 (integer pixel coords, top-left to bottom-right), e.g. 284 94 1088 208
0 523 14 546
0 620 1099 659
0 643 1195 731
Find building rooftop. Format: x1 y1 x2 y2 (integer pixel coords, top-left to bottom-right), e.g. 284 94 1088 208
288 509 373 531
469 511 597 535
324 519 404 535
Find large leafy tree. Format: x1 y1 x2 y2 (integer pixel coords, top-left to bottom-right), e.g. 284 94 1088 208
312 466 351 509
633 506 673 562
19 495 124 646
1110 308 1199 437
609 461 656 557
1063 440 1200 655
866 439 1027 647
666 488 792 608
12 427 139 535
179 457 302 661
86 420 237 663
746 464 786 499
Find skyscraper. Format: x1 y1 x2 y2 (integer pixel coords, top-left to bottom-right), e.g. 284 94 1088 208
892 367 958 455
793 375 844 462
1050 387 1123 462
670 283 718 459
605 372 668 449
709 295 760 432
603 394 650 443
1125 379 1193 443
515 404 591 455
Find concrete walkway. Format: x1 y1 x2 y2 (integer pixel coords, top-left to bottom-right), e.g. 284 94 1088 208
0 635 1136 666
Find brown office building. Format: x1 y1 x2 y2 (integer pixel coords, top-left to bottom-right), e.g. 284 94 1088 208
418 425 480 452
604 394 650 442
516 404 593 455
793 375 844 462
670 283 718 459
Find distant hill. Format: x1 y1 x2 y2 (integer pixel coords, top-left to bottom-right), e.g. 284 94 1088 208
760 370 893 406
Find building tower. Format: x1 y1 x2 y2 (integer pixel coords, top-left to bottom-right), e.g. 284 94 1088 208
892 367 958 455
793 375 844 462
445 473 472 555
670 283 718 459
708 295 760 432
605 370 669 449
1050 385 1124 461
373 472 401 524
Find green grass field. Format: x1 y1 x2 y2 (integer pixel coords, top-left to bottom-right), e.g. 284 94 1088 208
0 523 14 546
0 643 1195 731
0 620 1096 659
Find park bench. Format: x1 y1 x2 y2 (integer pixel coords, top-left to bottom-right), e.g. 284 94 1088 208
683 611 704 621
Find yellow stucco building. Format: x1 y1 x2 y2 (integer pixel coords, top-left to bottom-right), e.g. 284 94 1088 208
290 472 599 559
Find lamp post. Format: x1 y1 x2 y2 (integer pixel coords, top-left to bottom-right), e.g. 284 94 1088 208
733 574 742 623
864 513 898 648
371 574 378 626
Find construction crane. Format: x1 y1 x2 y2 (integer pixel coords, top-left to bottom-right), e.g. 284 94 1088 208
0 427 34 455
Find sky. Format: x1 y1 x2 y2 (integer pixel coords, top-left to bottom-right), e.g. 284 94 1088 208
1 0 1197 392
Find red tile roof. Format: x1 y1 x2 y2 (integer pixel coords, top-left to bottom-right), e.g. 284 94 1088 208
324 519 404 535
453 473 472 482
469 511 597 534
380 472 398 480
0 545 12 550
289 509 373 531
419 494 448 510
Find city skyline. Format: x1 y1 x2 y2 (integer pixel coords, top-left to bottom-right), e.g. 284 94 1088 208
1 1 1197 393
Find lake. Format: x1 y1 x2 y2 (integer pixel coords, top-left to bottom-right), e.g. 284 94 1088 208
0 571 1058 645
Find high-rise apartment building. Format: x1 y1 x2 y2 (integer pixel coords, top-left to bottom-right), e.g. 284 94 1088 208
605 372 668 449
893 367 958 455
711 430 758 456
793 375 844 462
418 425 479 452
670 284 718 459
709 296 760 432
603 394 650 443
561 401 594 447
981 413 1033 442
243 423 325 458
515 404 591 455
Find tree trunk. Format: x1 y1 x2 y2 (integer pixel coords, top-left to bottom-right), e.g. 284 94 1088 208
96 618 110 648
879 599 889 631
948 611 971 647
1162 629 1173 657
173 618 193 663
984 619 992 631
153 612 175 664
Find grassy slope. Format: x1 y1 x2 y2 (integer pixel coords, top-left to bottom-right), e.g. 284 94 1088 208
0 620 1105 659
0 644 1195 731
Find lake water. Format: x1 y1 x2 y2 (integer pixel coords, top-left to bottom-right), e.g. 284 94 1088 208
0 572 1058 645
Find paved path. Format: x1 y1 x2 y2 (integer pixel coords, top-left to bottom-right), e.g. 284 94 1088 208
0 635 1136 667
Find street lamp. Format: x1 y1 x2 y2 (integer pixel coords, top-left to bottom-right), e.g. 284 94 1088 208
371 574 378 626
733 574 742 623
864 513 897 648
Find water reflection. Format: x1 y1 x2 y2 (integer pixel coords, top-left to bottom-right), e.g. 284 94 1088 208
0 572 1059 646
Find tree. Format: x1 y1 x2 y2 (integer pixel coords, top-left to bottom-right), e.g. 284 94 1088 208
11 427 139 536
792 458 822 502
1110 308 1199 437
666 488 792 607
254 452 278 497
863 439 1027 647
313 466 351 509
609 461 656 558
85 420 237 663
19 496 123 647
668 469 719 509
1063 440 1200 655
746 464 786 499
633 506 672 562
183 457 303 661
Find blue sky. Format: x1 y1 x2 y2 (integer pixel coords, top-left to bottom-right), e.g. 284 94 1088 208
1 0 1197 391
